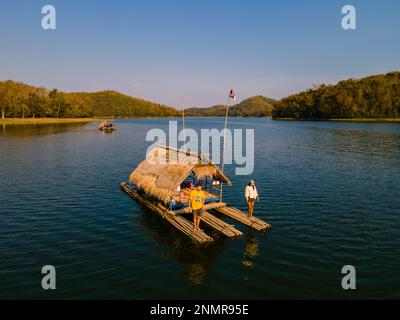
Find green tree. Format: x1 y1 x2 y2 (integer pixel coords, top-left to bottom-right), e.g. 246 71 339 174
49 89 70 118
27 92 44 118
273 72 400 119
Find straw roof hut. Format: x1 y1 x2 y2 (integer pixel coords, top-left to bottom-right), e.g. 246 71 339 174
129 145 231 204
99 120 115 129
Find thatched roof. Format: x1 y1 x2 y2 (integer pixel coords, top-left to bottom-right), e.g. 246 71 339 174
129 145 231 204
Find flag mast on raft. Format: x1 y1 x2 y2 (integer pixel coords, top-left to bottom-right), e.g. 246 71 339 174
182 97 185 142
220 88 236 202
181 96 187 153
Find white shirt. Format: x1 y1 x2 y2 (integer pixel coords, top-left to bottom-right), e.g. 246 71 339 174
245 185 258 199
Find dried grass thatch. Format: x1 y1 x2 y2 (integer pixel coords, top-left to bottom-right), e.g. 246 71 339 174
192 163 230 183
129 145 231 204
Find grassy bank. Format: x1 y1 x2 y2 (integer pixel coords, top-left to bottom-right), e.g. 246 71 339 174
0 118 101 125
273 118 400 123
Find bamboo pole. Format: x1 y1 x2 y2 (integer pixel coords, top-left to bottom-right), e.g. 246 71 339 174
201 211 243 238
219 96 231 201
214 206 271 231
172 202 227 215
120 183 213 244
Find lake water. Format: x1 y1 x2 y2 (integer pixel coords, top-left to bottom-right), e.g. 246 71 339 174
0 118 399 299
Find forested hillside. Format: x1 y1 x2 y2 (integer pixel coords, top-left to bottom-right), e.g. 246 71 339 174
0 81 178 119
273 72 400 119
2 72 399 121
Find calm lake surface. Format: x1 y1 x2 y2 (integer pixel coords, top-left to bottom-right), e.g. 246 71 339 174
0 118 399 299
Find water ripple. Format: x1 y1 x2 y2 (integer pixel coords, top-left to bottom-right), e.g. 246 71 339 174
0 119 399 299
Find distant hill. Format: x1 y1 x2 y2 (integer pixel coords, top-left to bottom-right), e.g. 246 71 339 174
273 72 400 119
185 95 275 117
184 104 226 117
0 80 274 119
5 72 398 121
0 80 178 119
66 90 178 118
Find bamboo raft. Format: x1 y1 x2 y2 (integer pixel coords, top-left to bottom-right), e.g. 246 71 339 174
214 206 271 231
121 183 270 244
99 120 116 131
121 145 272 244
100 127 116 132
121 183 213 244
201 211 243 238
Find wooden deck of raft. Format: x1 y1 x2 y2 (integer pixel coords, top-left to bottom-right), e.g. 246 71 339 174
120 183 271 244
121 183 213 244
173 187 218 205
214 206 271 232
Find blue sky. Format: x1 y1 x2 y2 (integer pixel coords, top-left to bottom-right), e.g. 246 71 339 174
0 0 399 107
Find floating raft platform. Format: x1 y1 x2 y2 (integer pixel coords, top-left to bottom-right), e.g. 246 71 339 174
201 211 243 238
99 120 116 131
214 206 271 231
121 182 271 244
171 203 243 238
100 127 116 132
121 183 213 244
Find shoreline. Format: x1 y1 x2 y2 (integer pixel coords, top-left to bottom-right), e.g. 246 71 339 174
0 116 267 124
272 117 400 123
2 117 400 125
0 118 101 125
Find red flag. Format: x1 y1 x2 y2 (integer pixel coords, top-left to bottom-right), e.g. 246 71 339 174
229 89 236 101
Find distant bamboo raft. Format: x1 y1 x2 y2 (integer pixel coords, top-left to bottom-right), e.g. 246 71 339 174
99 120 116 131
214 206 271 231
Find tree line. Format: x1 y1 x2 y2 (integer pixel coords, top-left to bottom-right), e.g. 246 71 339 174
2 72 400 120
272 72 400 119
0 80 178 119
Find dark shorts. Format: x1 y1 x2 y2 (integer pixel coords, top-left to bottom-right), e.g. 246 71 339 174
193 208 204 217
248 198 256 203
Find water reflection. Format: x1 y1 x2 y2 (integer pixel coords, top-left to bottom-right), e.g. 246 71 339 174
0 122 90 138
100 130 115 135
185 263 206 285
137 205 229 285
1 117 399 298
242 231 259 268
294 125 400 163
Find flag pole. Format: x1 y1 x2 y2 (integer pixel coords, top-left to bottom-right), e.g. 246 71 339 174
182 97 185 142
220 94 231 202
182 97 187 152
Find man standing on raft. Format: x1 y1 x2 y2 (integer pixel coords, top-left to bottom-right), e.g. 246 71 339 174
245 180 258 220
189 182 205 232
